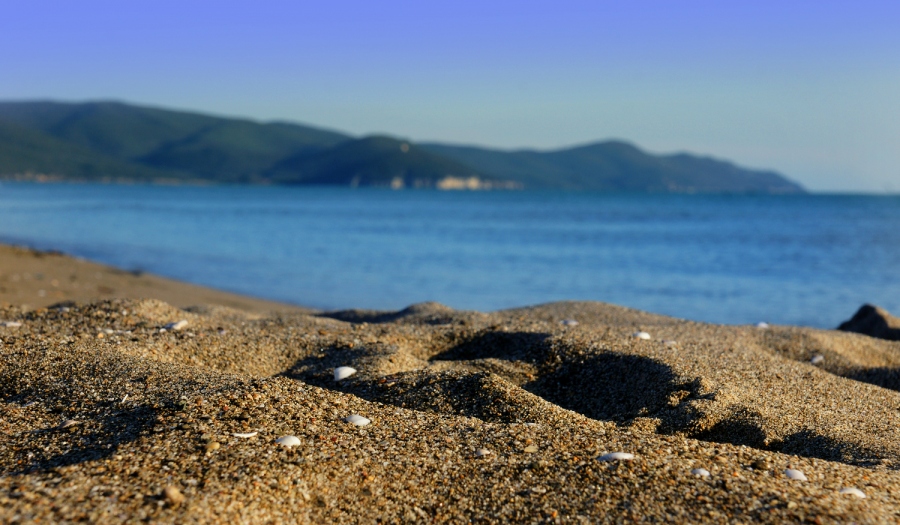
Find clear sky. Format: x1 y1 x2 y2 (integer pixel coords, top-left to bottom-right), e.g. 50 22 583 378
3 0 899 192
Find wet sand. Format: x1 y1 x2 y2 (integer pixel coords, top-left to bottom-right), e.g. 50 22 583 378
2 244 900 523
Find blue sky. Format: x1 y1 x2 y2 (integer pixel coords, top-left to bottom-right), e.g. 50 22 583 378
3 0 899 192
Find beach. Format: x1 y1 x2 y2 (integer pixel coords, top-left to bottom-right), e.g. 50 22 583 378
2 244 900 523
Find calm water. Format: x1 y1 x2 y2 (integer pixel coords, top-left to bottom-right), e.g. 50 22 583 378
0 182 898 328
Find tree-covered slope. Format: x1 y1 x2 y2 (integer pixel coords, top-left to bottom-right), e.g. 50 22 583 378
0 100 805 192
422 141 804 193
0 120 175 181
0 101 348 182
265 136 483 187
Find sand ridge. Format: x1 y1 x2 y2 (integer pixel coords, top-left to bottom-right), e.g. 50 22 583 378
3 247 900 522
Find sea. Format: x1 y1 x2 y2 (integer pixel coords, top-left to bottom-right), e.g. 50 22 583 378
0 182 898 329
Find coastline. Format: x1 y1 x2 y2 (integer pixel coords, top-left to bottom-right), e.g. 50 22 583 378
2 243 900 522
0 243 309 316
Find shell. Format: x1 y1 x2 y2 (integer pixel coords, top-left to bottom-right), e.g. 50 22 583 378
633 331 651 340
164 320 189 331
275 435 301 447
756 322 770 329
810 354 825 365
523 445 539 453
839 487 866 498
784 469 807 481
232 432 258 438
59 419 80 429
560 319 579 327
691 468 710 477
475 448 491 457
334 366 357 381
343 414 371 426
598 452 634 462
0 321 22 328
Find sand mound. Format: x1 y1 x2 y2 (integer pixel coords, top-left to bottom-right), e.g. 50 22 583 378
5 298 900 522
840 304 900 341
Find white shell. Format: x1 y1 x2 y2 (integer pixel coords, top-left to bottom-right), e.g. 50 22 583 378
0 321 22 328
334 366 357 381
756 322 770 329
275 435 301 447
633 331 651 340
839 487 866 498
343 414 370 426
784 469 807 481
59 419 80 428
232 432 258 438
164 320 189 331
691 468 710 477
560 319 579 327
598 452 634 462
475 448 491 457
810 354 825 365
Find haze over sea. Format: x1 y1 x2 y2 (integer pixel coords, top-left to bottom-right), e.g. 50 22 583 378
0 182 897 329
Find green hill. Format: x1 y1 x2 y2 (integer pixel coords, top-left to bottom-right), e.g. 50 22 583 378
265 136 495 188
421 141 804 193
0 101 348 183
0 120 175 181
0 100 805 192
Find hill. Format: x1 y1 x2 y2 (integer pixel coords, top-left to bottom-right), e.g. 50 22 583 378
422 141 804 193
0 100 804 192
0 101 348 183
265 135 516 189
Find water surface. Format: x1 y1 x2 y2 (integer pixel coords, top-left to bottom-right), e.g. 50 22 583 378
1 183 898 328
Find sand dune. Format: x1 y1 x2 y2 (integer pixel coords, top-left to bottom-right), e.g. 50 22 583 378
3 246 900 522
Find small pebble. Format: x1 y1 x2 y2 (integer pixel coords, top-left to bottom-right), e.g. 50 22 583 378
523 445 539 453
275 435 301 447
756 322 769 329
598 452 634 462
334 366 357 381
343 414 371 426
205 441 221 452
163 485 185 507
839 487 866 498
784 469 807 481
691 468 710 478
475 448 491 457
560 319 578 327
164 320 189 331
810 354 825 365
232 432 258 438
633 331 651 340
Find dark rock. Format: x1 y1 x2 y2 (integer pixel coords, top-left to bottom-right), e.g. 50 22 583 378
838 304 900 341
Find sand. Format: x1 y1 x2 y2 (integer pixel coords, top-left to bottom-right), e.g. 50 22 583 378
3 245 900 523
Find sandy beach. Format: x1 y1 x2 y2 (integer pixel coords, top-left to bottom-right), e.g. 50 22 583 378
3 244 900 523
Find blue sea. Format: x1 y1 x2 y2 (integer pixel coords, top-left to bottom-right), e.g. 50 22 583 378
0 182 898 328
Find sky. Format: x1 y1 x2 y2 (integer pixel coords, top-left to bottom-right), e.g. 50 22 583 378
2 0 899 192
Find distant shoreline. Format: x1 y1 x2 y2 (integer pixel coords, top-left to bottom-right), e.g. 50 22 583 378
0 242 309 315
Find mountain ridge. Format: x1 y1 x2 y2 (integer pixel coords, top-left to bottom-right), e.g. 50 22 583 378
0 100 804 193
